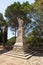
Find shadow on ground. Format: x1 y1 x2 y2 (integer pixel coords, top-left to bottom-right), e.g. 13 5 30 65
0 50 10 55
27 48 43 59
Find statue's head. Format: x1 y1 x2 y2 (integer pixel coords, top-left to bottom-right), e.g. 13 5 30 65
17 17 24 27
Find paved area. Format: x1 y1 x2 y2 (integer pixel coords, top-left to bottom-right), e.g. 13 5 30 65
0 50 43 65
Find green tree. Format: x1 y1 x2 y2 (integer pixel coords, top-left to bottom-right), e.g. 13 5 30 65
0 13 4 43
0 13 7 45
29 0 43 46
5 1 32 37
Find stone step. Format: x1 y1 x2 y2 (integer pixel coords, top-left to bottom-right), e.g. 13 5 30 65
3 51 36 59
4 53 31 59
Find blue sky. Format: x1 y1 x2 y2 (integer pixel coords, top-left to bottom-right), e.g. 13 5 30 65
0 0 35 39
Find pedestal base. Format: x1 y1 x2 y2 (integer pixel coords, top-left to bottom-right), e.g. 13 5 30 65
4 50 33 59
13 42 29 53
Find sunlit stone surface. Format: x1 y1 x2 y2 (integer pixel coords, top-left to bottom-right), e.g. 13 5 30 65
13 17 28 53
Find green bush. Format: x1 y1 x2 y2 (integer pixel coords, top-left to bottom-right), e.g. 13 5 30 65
4 36 16 50
26 35 37 47
6 36 16 46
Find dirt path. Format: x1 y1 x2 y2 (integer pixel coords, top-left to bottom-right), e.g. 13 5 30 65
0 53 43 65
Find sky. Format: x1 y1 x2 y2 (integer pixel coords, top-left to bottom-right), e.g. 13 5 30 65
0 0 35 39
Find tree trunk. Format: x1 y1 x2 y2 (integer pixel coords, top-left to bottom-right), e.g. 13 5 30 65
15 27 16 42
0 27 2 45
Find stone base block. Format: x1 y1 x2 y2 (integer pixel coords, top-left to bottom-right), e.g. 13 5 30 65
13 42 29 53
4 50 33 59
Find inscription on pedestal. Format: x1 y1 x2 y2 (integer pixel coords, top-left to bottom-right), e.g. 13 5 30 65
17 30 21 37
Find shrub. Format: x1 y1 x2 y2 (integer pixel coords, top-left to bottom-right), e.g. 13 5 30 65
7 36 16 46
26 35 37 47
4 36 16 50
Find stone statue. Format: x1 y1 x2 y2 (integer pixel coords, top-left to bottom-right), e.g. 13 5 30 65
13 17 28 53
17 17 24 27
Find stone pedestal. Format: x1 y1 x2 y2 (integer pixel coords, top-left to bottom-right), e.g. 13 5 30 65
13 17 28 53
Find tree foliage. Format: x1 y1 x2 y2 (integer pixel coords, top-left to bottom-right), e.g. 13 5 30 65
5 1 32 36
0 13 7 44
27 0 43 46
4 1 43 47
